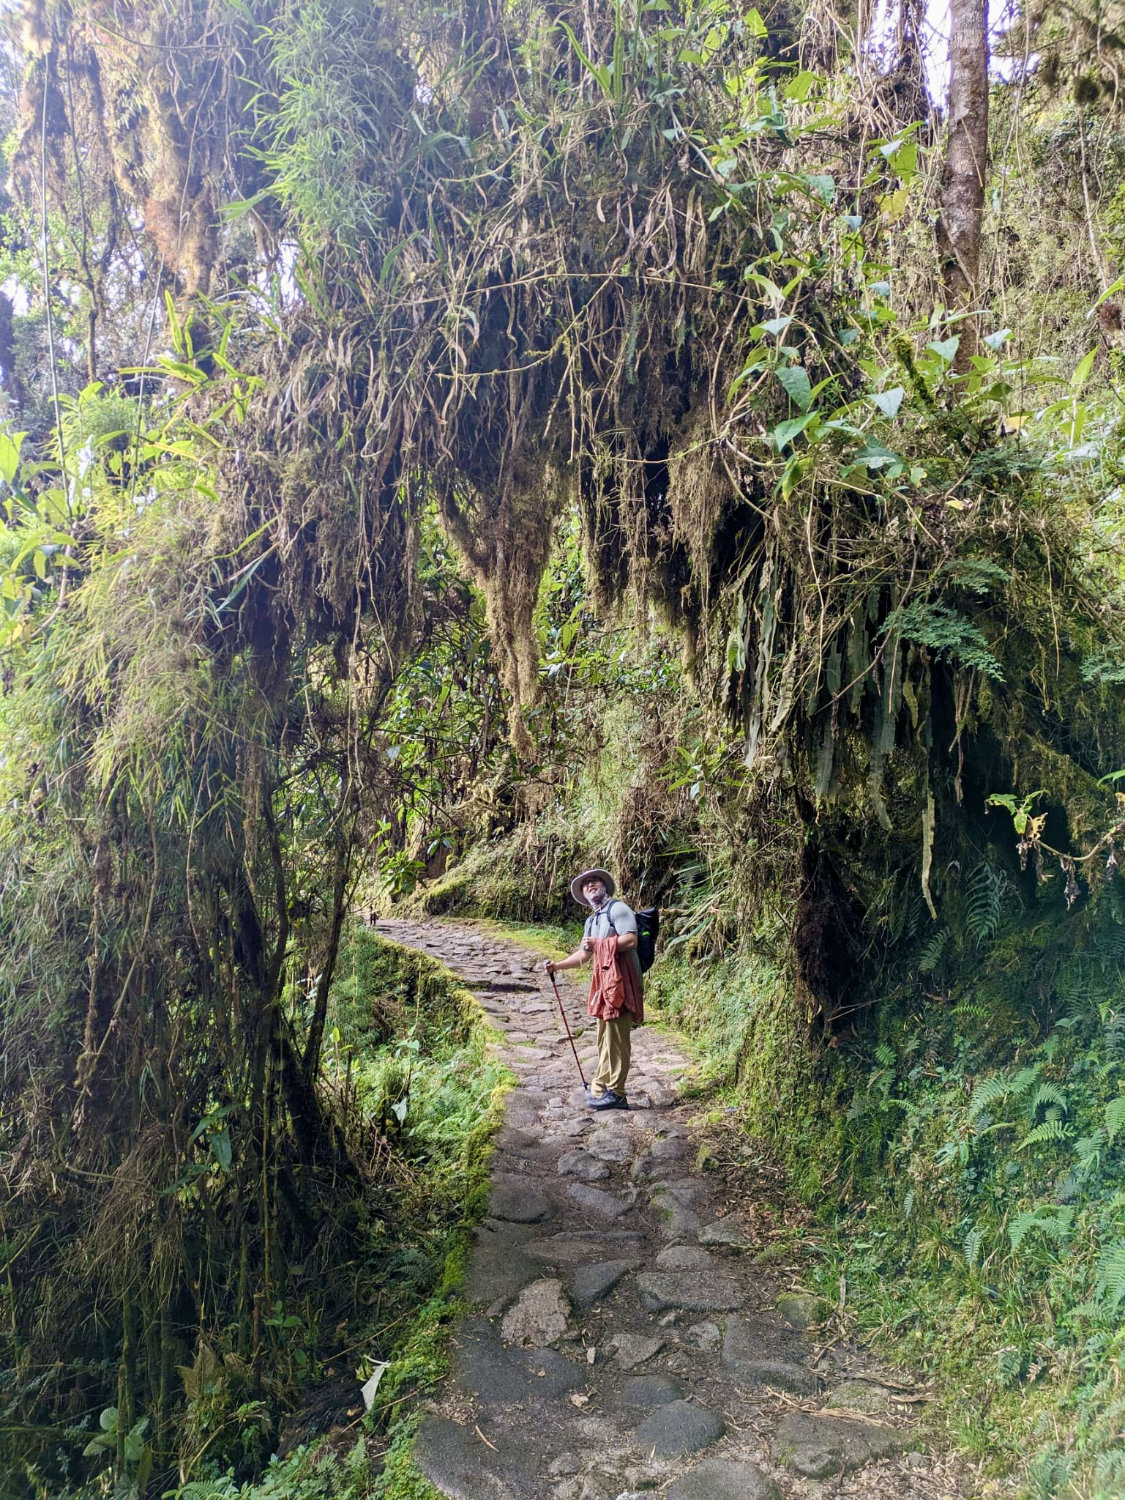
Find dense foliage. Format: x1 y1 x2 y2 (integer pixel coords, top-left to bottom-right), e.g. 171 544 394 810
0 0 1124 1495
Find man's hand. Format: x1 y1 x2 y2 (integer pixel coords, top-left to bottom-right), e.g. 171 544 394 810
543 959 556 976
581 937 595 954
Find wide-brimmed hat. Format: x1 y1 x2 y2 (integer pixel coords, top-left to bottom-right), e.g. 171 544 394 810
570 868 616 906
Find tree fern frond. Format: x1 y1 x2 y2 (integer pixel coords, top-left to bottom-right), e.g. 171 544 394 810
968 1072 1015 1121
1010 1066 1042 1094
918 926 949 973
1027 1082 1068 1117
1019 1119 1072 1149
1010 1205 1074 1251
964 1225 985 1271
1096 1239 1125 1310
1106 1096 1125 1145
964 861 1002 945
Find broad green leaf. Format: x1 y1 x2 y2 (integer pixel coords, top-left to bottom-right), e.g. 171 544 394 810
209 1127 232 1172
759 315 793 337
773 413 817 449
927 336 960 364
870 386 904 419
1071 348 1097 391
785 70 818 101
777 365 812 410
745 6 767 36
890 140 917 178
804 173 835 205
0 432 25 485
983 328 1011 351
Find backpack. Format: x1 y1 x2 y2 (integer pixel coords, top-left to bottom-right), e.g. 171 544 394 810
603 900 660 974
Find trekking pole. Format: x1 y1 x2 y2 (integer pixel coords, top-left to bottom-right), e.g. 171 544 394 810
548 970 588 1090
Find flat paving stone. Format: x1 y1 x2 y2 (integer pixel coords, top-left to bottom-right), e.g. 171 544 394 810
500 1278 571 1346
490 1178 554 1223
527 1231 645 1264
665 1458 782 1500
568 1182 635 1219
722 1314 816 1394
778 1292 829 1330
698 1215 752 1250
634 1399 725 1457
683 1320 721 1353
650 1178 709 1206
636 1271 743 1313
464 1220 542 1308
557 1149 611 1181
414 1416 515 1498
455 1319 584 1403
610 1332 664 1371
585 1132 634 1163
652 1195 703 1241
828 1379 903 1414
620 1374 684 1406
770 1411 914 1477
570 1258 638 1310
654 1244 714 1271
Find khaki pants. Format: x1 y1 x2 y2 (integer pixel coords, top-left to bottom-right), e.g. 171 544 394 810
592 1015 633 1097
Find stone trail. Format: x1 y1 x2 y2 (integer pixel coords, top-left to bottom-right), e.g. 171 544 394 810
379 920 966 1500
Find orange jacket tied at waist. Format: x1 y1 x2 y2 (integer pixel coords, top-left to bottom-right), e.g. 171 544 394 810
587 935 644 1024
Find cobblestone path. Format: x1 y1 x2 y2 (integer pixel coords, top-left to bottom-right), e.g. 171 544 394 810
379 919 990 1500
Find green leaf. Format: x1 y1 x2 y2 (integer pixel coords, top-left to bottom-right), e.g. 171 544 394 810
1106 1097 1125 1144
784 70 818 101
927 336 960 364
1071 348 1097 391
804 173 835 206
777 366 812 410
773 413 817 449
745 6 767 35
983 328 1011 351
758 315 793 337
890 140 917 178
209 1127 232 1172
0 432 26 485
870 386 904 419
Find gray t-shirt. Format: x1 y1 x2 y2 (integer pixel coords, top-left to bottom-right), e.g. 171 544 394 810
584 899 643 987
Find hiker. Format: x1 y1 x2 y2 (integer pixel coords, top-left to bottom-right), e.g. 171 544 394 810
544 868 643 1111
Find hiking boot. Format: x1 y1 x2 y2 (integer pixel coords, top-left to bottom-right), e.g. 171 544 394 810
588 1089 629 1111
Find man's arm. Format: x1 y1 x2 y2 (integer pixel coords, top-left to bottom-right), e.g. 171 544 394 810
544 943 591 975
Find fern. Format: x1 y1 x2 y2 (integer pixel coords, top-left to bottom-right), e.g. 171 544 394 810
964 861 1002 945
874 1043 895 1068
1009 1204 1075 1252
1095 1238 1125 1310
1019 1119 1072 1149
968 1072 1016 1121
1106 1096 1125 1144
884 601 1004 680
969 1065 1040 1123
953 996 989 1022
964 1224 985 1271
1074 1130 1105 1177
1027 1081 1068 1118
918 926 949 973
1104 1011 1125 1063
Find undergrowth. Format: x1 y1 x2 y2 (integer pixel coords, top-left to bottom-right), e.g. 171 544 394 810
75 932 506 1500
650 878 1125 1498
